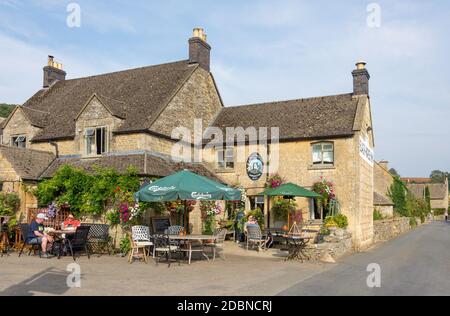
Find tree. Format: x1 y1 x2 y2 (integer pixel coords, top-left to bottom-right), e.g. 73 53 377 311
388 178 408 217
424 186 431 212
0 103 16 118
389 168 400 178
430 170 448 183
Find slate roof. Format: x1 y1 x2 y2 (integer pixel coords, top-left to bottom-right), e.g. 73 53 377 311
0 145 55 180
373 192 394 206
211 93 361 141
40 151 223 182
407 183 448 200
20 60 197 142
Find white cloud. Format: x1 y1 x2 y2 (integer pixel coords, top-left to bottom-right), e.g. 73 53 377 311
0 32 107 104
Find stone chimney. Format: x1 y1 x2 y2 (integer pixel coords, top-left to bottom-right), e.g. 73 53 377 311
43 55 66 88
189 28 211 72
352 61 370 96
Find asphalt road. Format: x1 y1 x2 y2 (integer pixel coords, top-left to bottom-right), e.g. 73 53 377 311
279 221 450 296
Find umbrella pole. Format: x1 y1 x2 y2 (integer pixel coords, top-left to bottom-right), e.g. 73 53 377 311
288 199 291 230
184 200 188 234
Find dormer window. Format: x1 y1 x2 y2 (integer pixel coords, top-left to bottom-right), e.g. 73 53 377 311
85 127 107 156
12 136 26 148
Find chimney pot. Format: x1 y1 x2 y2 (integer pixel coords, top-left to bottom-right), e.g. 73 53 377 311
189 28 211 72
356 61 367 70
43 55 66 88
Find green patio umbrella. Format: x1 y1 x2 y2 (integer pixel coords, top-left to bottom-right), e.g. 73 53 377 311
134 170 242 202
259 183 321 229
259 183 321 199
134 170 241 232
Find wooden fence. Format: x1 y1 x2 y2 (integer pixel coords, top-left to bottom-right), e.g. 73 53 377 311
27 208 70 229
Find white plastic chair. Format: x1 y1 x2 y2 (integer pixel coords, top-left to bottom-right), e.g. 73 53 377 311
129 226 153 264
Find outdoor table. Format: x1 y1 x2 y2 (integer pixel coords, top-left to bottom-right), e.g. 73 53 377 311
169 235 217 265
283 235 311 263
47 230 76 259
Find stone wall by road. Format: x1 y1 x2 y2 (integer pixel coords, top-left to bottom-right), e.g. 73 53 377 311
305 228 353 261
373 217 418 243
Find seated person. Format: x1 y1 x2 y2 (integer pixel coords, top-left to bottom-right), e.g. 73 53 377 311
244 215 259 233
27 213 54 258
62 214 81 230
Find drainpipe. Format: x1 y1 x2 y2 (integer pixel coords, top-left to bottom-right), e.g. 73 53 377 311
50 142 59 158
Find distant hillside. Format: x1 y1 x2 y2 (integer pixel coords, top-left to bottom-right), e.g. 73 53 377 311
0 103 16 118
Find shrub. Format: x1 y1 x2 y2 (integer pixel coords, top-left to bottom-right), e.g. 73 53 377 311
119 236 131 255
35 165 143 216
271 198 296 221
324 214 348 229
373 209 384 221
433 208 446 216
324 216 337 228
388 178 408 216
409 217 418 228
333 214 349 229
0 192 20 216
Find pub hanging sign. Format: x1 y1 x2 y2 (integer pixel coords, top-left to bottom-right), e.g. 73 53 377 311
359 137 374 167
247 152 264 181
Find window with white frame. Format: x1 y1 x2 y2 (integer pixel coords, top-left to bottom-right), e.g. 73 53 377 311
312 142 334 165
217 147 235 170
85 127 107 156
12 136 26 148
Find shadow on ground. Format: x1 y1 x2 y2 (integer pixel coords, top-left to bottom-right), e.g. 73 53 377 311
0 267 71 296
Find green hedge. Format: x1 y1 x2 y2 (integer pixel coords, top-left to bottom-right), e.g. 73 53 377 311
433 208 446 216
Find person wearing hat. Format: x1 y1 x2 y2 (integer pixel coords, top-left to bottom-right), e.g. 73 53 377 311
27 213 54 258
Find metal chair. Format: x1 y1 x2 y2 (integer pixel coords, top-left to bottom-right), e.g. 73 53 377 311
204 229 227 261
129 226 153 264
81 223 113 255
66 226 91 261
153 234 181 267
246 225 268 252
18 224 41 258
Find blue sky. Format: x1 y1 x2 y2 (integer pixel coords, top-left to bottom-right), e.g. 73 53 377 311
0 0 449 177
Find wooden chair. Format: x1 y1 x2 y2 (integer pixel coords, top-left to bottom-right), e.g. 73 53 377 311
129 226 153 264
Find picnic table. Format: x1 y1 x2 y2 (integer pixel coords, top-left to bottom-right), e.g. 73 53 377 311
169 235 217 265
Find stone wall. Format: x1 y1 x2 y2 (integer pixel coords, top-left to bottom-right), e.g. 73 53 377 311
373 162 395 219
305 228 353 261
0 153 37 220
32 139 77 156
352 98 375 250
151 67 223 139
373 217 411 243
1 107 42 148
113 133 175 156
375 205 394 219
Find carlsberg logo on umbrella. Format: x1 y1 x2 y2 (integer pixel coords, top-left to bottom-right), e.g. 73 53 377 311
148 185 176 192
191 192 213 200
